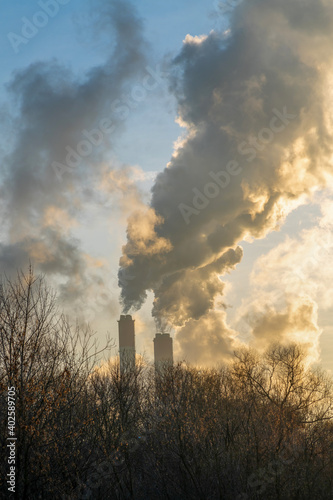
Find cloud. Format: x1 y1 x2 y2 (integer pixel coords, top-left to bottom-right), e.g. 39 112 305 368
246 298 320 358
119 0 333 362
236 195 333 361
175 310 240 366
248 197 333 310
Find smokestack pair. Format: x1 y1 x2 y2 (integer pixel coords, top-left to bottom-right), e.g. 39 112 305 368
118 315 173 373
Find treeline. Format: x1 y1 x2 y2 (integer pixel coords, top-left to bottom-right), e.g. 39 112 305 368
1 271 333 499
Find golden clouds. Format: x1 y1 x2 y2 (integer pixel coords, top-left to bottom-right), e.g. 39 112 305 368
175 310 240 367
121 208 172 260
43 206 77 235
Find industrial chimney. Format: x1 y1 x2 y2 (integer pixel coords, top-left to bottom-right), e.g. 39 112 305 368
153 332 173 373
118 314 135 373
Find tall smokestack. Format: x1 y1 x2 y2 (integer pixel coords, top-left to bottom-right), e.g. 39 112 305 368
154 332 173 373
118 314 135 373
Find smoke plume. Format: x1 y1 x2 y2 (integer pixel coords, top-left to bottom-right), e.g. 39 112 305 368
0 0 147 318
119 0 333 360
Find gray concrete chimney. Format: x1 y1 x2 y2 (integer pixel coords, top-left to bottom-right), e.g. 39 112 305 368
118 314 135 373
154 332 173 373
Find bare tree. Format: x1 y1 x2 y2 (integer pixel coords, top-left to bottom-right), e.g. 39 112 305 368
230 343 333 498
0 267 112 499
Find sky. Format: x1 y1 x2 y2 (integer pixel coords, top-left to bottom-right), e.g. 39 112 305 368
1 0 333 372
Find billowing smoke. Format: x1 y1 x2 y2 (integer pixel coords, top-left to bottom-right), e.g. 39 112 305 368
246 299 320 357
0 0 148 318
119 0 333 361
238 195 333 362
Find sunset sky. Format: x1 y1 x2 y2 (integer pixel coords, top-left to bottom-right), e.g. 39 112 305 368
1 0 333 371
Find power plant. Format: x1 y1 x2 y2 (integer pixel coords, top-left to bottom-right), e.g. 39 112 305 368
118 315 173 373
